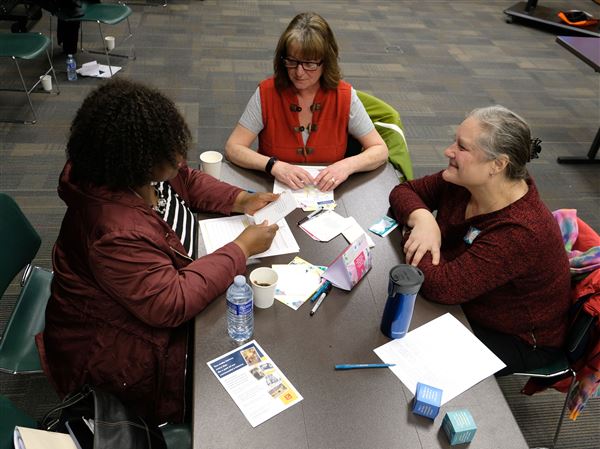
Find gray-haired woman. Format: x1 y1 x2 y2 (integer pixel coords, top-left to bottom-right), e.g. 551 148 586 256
389 105 570 375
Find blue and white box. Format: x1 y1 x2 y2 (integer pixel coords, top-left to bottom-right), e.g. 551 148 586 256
442 409 477 445
412 382 443 419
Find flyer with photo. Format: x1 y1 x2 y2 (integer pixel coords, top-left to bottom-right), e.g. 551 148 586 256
207 340 303 427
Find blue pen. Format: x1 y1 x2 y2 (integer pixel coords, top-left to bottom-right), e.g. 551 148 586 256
334 363 396 370
309 280 331 303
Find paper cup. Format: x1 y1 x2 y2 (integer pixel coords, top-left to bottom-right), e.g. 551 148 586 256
249 267 278 309
200 151 223 179
105 36 116 51
40 75 52 92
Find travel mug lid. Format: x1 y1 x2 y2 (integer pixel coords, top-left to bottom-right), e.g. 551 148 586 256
389 265 424 295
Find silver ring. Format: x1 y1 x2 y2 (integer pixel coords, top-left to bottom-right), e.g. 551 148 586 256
331 177 336 183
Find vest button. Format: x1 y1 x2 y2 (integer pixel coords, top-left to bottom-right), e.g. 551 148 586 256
296 148 303 155
306 147 314 155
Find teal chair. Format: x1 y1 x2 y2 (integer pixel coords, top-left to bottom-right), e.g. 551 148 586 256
0 193 53 374
161 423 192 449
0 32 60 124
50 1 136 77
0 394 37 449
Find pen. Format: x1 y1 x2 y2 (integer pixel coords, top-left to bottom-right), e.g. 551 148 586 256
297 207 324 226
309 280 331 303
309 283 332 316
334 363 396 370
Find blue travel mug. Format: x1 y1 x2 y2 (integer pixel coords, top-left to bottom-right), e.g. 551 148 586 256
380 265 424 339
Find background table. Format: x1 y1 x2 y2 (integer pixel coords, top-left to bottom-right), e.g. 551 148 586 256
193 163 529 449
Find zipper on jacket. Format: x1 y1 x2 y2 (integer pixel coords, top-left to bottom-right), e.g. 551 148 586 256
170 246 193 262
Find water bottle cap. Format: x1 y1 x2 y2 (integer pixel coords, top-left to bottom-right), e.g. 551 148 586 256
389 265 424 295
233 275 246 287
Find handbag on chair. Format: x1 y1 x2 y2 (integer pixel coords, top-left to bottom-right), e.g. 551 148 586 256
41 385 167 449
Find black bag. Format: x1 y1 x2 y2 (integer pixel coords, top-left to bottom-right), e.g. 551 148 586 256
41 385 167 449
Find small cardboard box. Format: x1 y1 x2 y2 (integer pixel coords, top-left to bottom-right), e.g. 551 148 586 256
412 382 442 420
442 409 477 445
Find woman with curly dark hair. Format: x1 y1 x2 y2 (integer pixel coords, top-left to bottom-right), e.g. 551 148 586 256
36 78 279 424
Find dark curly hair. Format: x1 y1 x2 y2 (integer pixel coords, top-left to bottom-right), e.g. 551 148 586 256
67 78 191 189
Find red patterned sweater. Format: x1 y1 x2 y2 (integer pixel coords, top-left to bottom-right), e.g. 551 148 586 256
389 171 570 348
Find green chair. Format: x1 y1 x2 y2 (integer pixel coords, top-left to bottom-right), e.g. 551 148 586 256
50 1 136 77
346 90 414 182
513 309 596 449
0 193 53 374
0 394 37 449
160 423 192 449
0 32 60 124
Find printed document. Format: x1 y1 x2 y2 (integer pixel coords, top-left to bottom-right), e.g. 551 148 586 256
250 190 297 225
207 340 303 427
199 215 299 259
374 313 505 404
273 165 335 211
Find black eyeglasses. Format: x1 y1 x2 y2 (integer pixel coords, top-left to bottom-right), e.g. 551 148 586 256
281 57 323 71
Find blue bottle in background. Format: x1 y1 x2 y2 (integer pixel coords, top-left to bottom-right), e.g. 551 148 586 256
226 275 254 342
380 265 424 339
66 54 77 81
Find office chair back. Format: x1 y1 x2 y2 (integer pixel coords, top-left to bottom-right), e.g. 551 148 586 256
0 193 41 296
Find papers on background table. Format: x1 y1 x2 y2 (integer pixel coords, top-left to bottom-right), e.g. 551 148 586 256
300 210 350 242
199 215 299 259
76 60 121 78
207 340 303 427
250 190 297 225
272 257 325 310
273 165 335 211
374 313 505 405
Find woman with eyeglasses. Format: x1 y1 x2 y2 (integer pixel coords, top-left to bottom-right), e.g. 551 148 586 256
389 105 570 375
225 12 388 191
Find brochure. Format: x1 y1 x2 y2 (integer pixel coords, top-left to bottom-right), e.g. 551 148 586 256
207 340 303 427
250 190 297 225
322 233 372 290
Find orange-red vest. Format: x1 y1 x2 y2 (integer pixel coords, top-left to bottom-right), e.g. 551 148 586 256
258 77 351 163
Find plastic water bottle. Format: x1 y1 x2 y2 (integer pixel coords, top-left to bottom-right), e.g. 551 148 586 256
226 275 254 342
66 54 77 81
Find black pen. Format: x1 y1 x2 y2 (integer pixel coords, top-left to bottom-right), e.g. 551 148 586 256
297 207 325 226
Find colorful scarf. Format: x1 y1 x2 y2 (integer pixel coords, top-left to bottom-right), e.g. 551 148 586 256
553 209 600 275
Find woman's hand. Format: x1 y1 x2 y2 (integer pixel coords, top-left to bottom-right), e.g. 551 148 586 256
233 221 279 257
314 160 351 191
233 191 279 215
271 161 314 190
404 209 441 266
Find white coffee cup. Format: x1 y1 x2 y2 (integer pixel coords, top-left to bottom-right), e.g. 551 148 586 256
200 151 223 179
40 75 52 92
249 267 278 309
105 36 116 51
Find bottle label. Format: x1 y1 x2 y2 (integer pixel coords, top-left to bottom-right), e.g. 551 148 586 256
227 299 253 315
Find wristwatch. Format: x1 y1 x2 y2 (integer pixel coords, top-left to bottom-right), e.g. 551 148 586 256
265 156 278 175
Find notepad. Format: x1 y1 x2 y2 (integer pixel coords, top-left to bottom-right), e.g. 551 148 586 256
250 190 297 225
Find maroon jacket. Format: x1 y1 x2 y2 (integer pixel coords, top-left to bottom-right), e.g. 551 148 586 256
36 161 246 423
389 171 570 349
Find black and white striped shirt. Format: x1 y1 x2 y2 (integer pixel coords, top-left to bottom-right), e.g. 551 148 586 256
154 181 197 259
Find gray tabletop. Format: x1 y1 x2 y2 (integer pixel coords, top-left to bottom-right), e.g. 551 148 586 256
193 163 528 449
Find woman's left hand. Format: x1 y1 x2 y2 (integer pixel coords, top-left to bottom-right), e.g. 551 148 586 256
235 191 279 215
314 161 351 191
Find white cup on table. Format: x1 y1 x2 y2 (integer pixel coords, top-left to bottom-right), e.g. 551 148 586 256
104 36 115 51
200 151 223 179
249 267 278 309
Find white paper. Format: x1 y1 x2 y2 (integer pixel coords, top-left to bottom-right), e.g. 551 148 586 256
273 166 335 211
250 190 297 225
14 426 77 449
76 61 121 78
299 210 351 242
342 217 375 248
374 313 505 404
272 264 322 310
199 215 299 259
207 340 303 427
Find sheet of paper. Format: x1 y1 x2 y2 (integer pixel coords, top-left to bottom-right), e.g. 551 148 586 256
199 215 299 259
299 210 351 242
342 217 375 248
273 165 335 211
207 340 303 427
14 426 77 449
251 190 297 225
374 313 505 405
272 263 322 310
76 61 122 78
